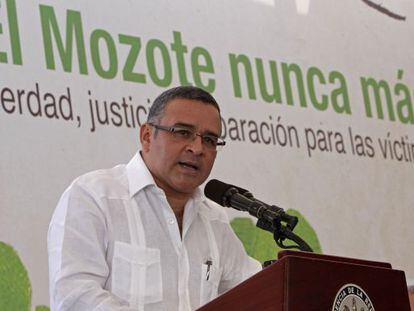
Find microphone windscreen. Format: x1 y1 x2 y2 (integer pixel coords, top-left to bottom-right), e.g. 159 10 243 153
204 179 233 205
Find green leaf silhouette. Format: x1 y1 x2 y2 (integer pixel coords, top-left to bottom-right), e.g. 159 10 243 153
0 241 31 310
0 242 50 311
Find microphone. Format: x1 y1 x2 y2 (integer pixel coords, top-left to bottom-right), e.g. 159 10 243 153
204 179 298 230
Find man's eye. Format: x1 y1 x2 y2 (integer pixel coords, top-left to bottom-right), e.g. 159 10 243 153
203 136 218 146
173 128 192 138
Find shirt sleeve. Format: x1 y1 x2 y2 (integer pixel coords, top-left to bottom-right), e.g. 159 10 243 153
48 182 137 311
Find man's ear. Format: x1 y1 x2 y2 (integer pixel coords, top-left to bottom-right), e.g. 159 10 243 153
140 123 152 152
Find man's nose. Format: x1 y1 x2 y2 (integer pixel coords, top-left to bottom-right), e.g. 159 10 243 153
186 134 204 154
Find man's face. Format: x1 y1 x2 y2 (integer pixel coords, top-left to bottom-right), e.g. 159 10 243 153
140 98 221 197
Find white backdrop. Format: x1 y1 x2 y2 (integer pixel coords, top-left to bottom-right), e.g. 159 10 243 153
1 0 414 307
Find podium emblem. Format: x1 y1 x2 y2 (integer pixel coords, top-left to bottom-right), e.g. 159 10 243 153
332 284 374 311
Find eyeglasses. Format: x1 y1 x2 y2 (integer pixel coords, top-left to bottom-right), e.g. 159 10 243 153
148 123 226 151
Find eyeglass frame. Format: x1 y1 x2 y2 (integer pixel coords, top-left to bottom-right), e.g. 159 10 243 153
147 122 226 150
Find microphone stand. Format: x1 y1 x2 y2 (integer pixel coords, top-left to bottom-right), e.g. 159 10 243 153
256 217 313 253
221 186 313 255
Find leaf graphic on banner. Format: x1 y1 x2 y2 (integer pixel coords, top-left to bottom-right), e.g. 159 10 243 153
0 242 50 311
0 241 31 310
230 209 322 263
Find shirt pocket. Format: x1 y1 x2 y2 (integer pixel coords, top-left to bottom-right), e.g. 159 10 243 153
112 241 163 306
199 262 222 306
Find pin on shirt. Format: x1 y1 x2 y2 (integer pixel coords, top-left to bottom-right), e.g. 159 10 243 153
205 260 213 281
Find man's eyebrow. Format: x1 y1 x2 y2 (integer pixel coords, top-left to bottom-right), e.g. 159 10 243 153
173 122 219 137
173 122 195 129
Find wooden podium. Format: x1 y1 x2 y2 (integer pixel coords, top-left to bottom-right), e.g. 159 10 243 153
197 251 411 310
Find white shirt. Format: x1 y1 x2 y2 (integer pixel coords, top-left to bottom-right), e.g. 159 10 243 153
48 153 261 311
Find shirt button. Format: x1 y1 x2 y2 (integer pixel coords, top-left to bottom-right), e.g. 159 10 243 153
168 218 175 225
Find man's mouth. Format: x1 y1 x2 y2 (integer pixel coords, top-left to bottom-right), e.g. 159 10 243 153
178 161 199 171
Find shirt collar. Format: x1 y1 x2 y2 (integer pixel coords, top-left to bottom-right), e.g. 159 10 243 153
191 186 205 205
126 152 157 198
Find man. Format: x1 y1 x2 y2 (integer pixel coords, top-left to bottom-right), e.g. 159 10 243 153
48 86 261 311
